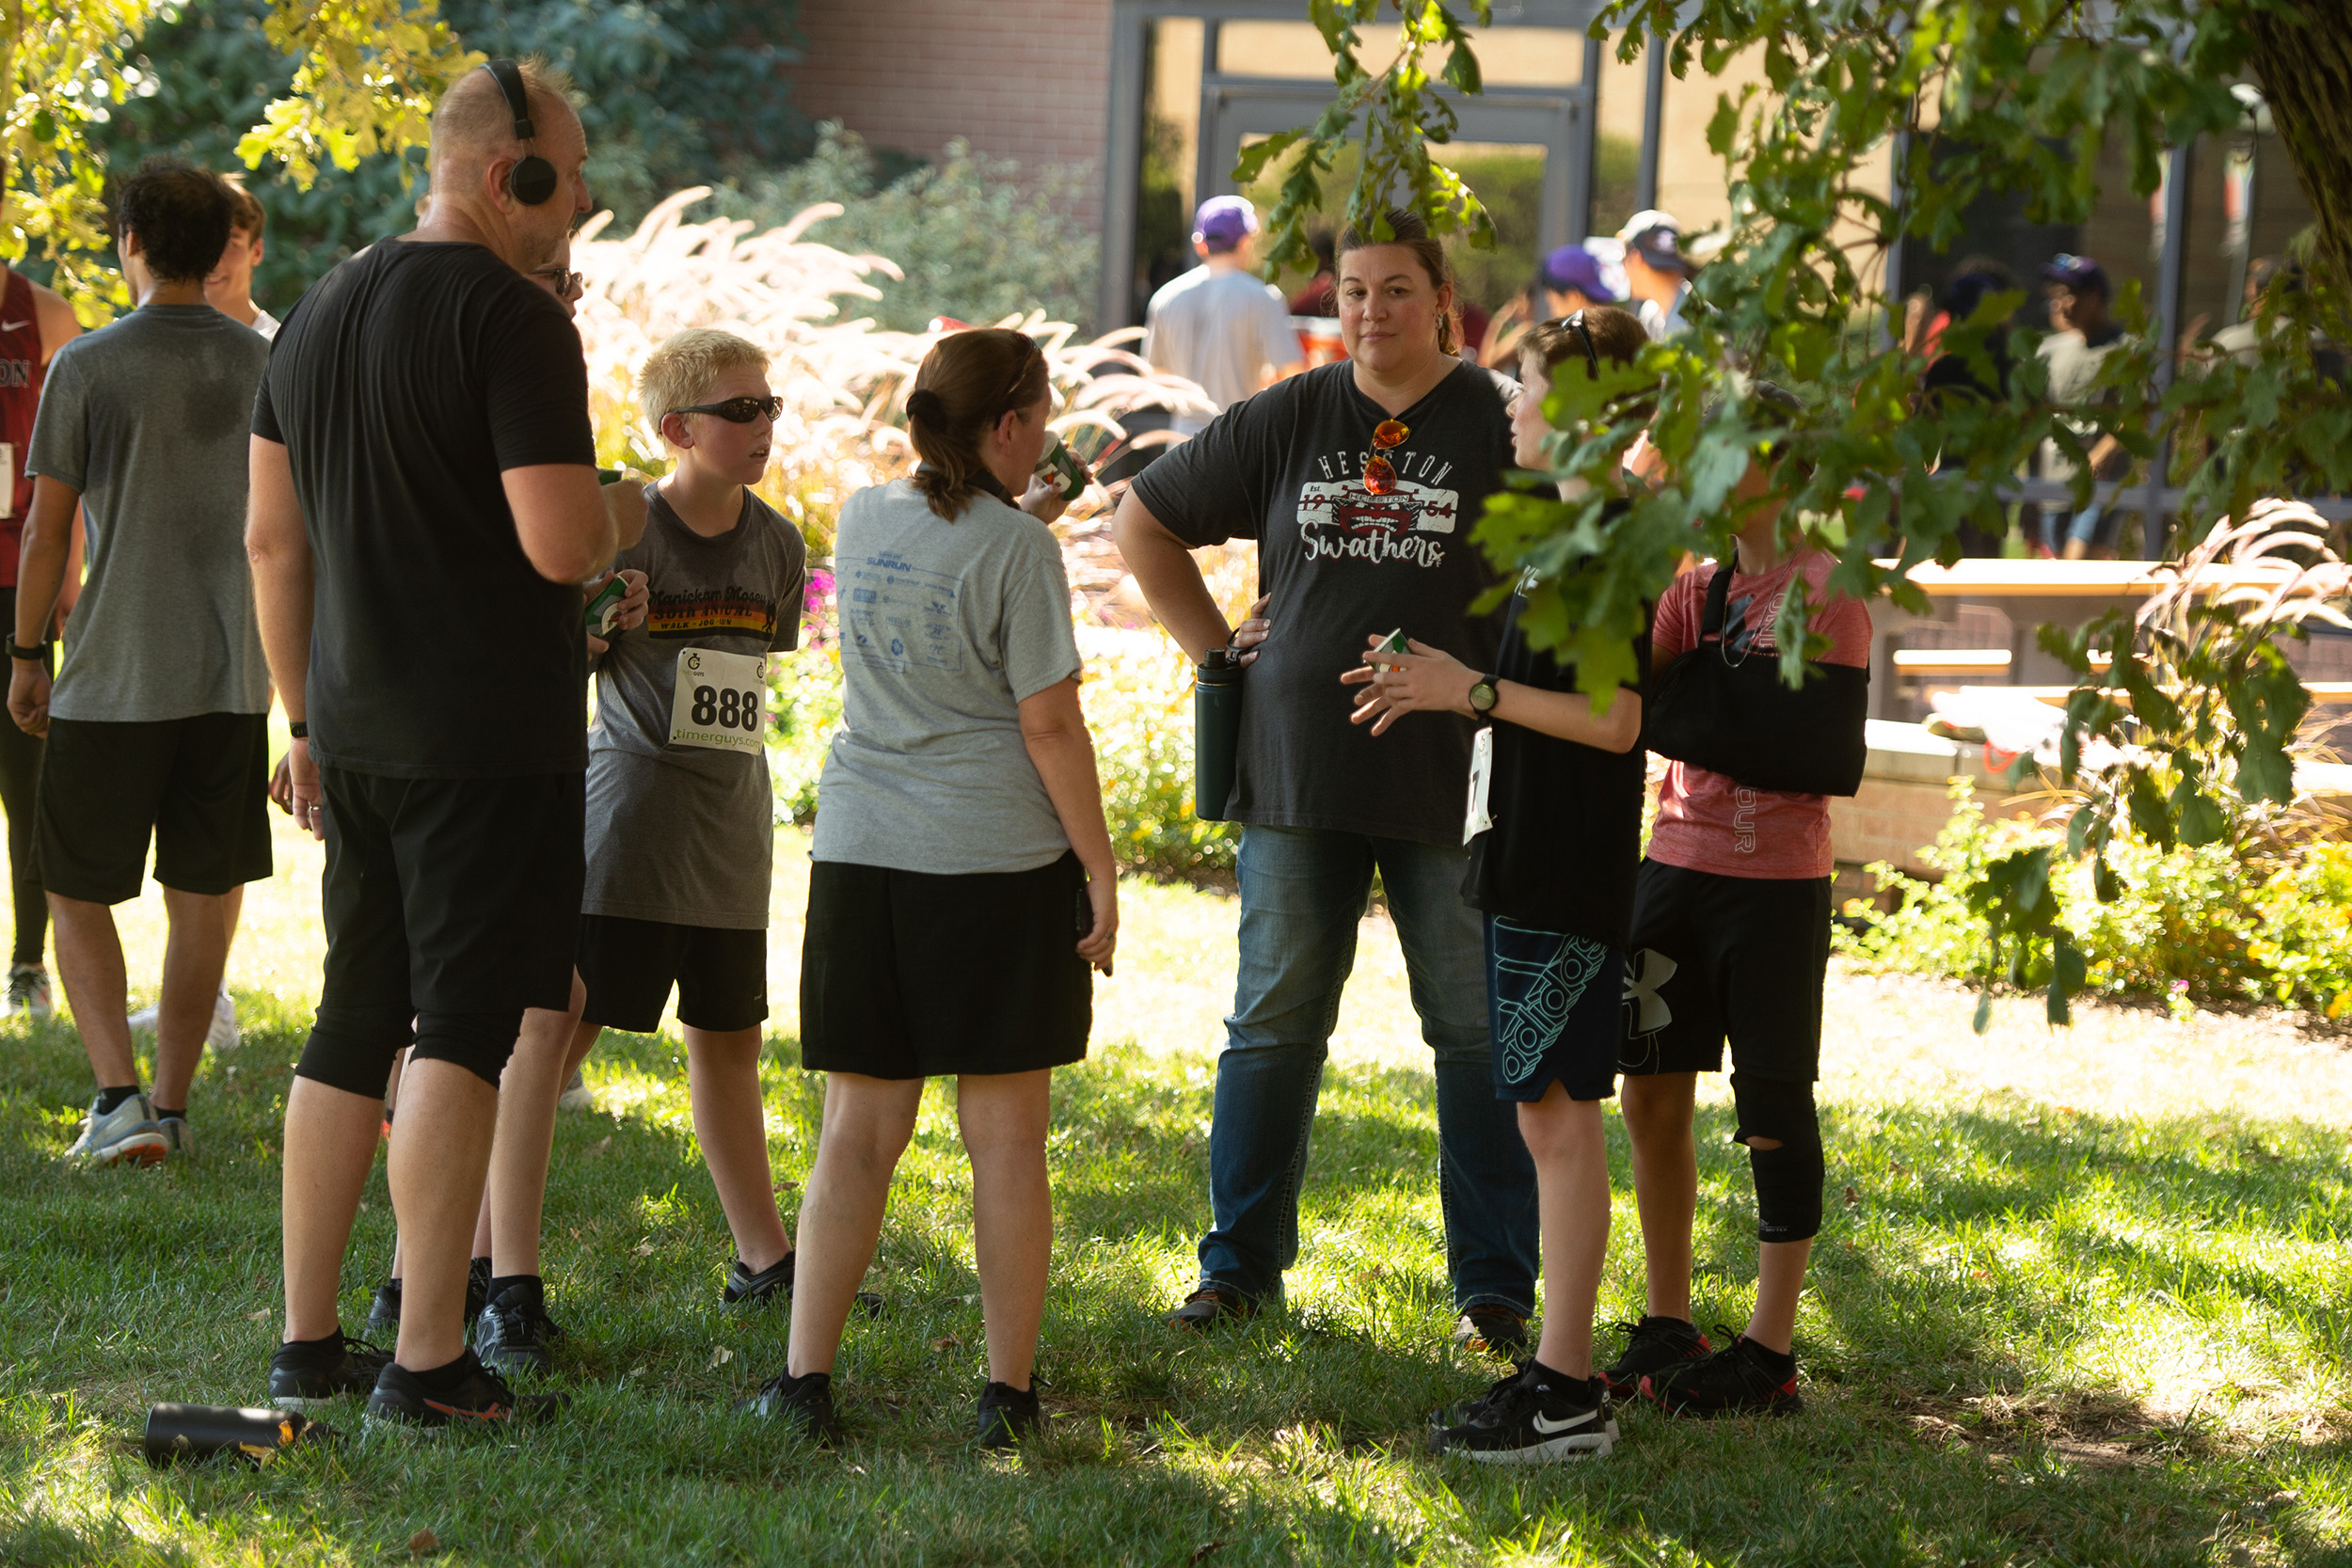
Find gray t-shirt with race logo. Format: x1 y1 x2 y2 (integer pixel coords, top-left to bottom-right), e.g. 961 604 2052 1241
813 477 1082 875
583 486 806 928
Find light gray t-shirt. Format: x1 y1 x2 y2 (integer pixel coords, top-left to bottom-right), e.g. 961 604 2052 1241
1144 263 1300 436
583 487 806 928
813 477 1083 875
2036 324 2128 482
25 304 272 721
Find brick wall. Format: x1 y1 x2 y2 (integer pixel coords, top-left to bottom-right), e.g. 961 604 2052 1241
788 0 1116 232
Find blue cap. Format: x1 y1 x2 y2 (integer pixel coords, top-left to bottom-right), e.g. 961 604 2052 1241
1539 244 1623 303
1193 197 1259 254
2041 253 2108 296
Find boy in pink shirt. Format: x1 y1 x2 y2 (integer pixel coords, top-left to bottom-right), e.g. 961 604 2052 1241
1606 424 1871 1417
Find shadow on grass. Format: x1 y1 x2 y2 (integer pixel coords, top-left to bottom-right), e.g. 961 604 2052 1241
1 1012 2349 1564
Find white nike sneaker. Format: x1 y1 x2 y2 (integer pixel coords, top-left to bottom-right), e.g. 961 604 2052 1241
7 963 53 1022
127 989 238 1051
63 1092 168 1167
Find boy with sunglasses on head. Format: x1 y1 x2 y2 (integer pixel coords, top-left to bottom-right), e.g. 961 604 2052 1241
552 328 810 1310
1344 305 1657 1463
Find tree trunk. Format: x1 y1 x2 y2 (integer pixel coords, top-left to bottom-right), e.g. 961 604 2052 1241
2243 2 2352 293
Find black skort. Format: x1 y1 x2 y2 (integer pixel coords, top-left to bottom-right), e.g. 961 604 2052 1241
36 712 272 904
1618 859 1832 1083
801 851 1091 1080
578 913 768 1035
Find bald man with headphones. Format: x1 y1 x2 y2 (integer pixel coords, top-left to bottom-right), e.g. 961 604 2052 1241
250 57 644 1430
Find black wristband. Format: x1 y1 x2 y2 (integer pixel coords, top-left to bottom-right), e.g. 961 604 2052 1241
7 637 51 667
288 721 309 739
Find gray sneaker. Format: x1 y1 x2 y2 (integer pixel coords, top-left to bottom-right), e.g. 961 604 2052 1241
127 988 238 1052
63 1092 167 1167
7 963 53 1022
556 1068 594 1112
156 1117 195 1157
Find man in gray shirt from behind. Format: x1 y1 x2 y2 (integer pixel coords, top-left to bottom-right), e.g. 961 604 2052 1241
1144 197 1306 436
8 160 273 1166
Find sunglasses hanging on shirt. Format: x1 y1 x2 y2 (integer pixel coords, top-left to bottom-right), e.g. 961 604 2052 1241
670 396 785 424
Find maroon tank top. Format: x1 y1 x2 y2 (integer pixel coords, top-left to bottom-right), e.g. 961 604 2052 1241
0 269 43 588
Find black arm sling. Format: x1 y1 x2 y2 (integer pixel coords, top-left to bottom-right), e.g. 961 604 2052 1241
1643 554 1869 797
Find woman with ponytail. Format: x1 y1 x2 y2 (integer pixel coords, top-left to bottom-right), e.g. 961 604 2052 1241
1111 210 1541 1342
742 327 1117 1449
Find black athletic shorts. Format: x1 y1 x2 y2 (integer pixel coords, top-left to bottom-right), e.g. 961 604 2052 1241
578 913 768 1035
1486 917 1622 1103
1618 859 1833 1082
35 712 272 904
801 851 1090 1080
294 766 583 1097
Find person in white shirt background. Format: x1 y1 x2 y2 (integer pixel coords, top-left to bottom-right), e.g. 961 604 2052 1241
204 173 279 341
1142 197 1306 436
1616 209 1692 341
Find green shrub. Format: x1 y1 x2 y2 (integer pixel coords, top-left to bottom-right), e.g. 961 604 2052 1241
731 123 1101 335
1840 780 2352 1015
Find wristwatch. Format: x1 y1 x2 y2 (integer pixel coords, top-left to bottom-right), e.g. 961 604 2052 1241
1468 674 1500 716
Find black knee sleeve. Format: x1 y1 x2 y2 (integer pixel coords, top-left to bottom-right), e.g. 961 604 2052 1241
1729 1072 1822 1243
294 1005 415 1099
411 1009 528 1089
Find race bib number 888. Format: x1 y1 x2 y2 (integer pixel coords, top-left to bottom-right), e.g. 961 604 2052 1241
668 647 768 754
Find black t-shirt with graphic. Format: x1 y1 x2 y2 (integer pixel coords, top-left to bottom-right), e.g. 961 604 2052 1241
252 239 596 778
1464 546 1651 946
1131 357 1518 845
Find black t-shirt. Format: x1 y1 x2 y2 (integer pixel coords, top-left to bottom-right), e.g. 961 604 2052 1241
252 240 596 778
1131 358 1518 845
1464 550 1651 946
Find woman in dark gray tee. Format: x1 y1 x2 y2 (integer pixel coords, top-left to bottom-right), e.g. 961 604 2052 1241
1111 210 1539 1344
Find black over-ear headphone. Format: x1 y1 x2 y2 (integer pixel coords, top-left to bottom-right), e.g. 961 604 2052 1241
483 58 558 207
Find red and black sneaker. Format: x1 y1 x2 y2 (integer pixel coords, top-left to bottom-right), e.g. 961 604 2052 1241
1597 1316 1710 1398
1454 1305 1531 1354
1168 1284 1259 1330
365 1349 568 1431
1640 1333 1803 1418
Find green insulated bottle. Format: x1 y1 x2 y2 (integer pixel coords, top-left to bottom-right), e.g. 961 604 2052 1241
1035 436 1089 502
1194 647 1244 821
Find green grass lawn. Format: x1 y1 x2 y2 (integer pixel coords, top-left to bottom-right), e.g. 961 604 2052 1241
3 835 2351 1563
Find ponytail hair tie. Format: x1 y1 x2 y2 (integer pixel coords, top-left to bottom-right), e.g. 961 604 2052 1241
907 388 946 425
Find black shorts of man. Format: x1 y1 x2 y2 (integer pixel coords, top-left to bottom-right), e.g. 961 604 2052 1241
249 56 646 1430
1348 307 1658 1463
10 160 271 1169
1609 388 1874 1417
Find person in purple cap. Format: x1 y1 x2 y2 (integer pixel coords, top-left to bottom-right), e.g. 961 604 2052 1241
1143 196 1306 437
2035 253 2131 559
1480 242 1625 370
1617 211 1691 341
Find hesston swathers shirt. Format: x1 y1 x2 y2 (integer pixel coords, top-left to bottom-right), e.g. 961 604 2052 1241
584 486 806 928
1465 504 1652 949
1130 358 1518 846
1646 548 1872 880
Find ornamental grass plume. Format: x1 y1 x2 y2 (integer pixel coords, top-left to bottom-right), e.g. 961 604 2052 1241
570 188 1212 557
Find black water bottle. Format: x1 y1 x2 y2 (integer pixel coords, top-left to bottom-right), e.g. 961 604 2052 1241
143 1403 325 1465
1194 647 1244 821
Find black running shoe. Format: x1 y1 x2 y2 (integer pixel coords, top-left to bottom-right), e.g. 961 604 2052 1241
268 1328 393 1412
1430 1361 1533 1430
366 1349 568 1430
738 1369 844 1443
365 1278 402 1337
1429 1363 1617 1464
1641 1334 1803 1418
467 1257 492 1326
1168 1285 1257 1330
976 1380 1043 1450
475 1281 564 1374
1454 1305 1530 1354
1599 1315 1710 1397
723 1252 794 1305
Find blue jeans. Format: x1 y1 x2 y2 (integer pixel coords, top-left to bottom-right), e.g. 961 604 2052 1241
1196 826 1538 1313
